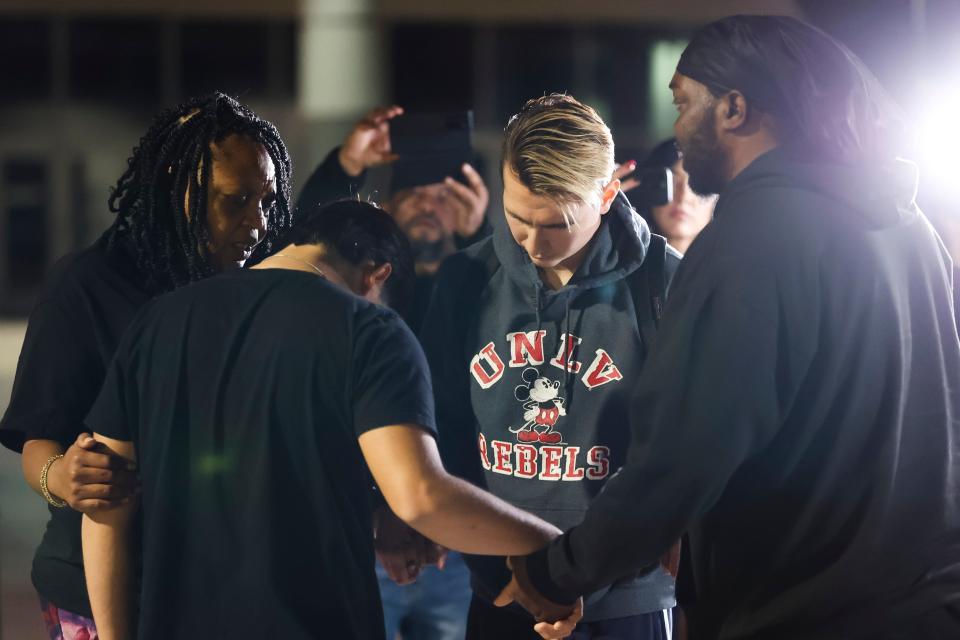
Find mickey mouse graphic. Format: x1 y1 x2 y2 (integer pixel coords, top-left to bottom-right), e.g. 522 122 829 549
509 368 567 444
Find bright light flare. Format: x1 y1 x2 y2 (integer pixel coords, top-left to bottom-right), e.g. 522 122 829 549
910 50 960 200
915 91 960 190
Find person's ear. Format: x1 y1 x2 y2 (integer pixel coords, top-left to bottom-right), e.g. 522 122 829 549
599 178 621 215
359 262 393 302
718 91 748 132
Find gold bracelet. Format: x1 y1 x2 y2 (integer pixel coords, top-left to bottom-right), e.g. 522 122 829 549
40 454 68 508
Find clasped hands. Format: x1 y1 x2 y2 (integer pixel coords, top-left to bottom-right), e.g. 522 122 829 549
493 556 583 640
372 505 447 584
373 505 582 639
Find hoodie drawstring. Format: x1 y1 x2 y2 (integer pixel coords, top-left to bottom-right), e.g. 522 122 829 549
563 294 574 402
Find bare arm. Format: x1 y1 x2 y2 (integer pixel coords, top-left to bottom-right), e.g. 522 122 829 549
359 424 561 555
23 435 138 512
22 438 66 497
81 433 138 640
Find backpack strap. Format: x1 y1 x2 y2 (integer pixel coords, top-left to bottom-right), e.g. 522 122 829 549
451 243 502 350
647 234 667 325
629 234 667 355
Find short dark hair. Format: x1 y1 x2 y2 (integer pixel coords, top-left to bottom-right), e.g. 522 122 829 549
283 199 415 312
106 92 293 294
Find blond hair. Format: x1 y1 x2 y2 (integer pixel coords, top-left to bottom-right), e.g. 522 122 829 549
502 94 615 225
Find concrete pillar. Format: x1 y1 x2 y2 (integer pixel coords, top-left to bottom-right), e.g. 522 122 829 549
295 0 387 190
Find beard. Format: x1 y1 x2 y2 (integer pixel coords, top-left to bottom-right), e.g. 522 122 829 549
401 213 452 265
408 237 449 264
678 107 729 196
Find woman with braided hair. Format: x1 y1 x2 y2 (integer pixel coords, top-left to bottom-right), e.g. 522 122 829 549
0 92 293 638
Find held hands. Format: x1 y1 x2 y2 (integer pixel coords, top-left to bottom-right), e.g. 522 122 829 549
373 505 447 585
48 433 138 513
338 105 405 177
494 556 583 640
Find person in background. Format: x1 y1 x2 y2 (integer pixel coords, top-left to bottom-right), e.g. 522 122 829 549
296 105 491 332
634 139 716 255
0 92 293 639
80 199 568 640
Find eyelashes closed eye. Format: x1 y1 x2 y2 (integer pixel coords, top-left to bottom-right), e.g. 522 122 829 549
226 194 249 208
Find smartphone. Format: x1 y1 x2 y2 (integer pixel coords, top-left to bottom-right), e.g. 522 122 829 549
390 111 475 188
632 166 674 209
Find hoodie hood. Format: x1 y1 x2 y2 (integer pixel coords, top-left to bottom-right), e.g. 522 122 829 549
492 190 651 305
719 146 920 230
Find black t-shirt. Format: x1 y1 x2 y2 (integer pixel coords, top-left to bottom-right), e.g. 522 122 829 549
87 268 437 640
0 233 151 617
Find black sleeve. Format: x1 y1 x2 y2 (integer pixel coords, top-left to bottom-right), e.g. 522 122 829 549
295 147 366 214
352 305 436 437
454 216 493 251
525 222 819 603
419 251 513 596
84 307 149 444
663 244 683 297
0 299 103 452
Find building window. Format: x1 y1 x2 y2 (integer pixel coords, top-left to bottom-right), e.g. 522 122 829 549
3 159 48 292
390 23 473 111
0 18 51 103
181 20 297 100
69 18 161 104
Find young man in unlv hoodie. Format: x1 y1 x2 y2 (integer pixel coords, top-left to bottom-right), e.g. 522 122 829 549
420 94 682 638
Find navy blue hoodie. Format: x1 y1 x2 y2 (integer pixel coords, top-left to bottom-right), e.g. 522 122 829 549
420 192 681 621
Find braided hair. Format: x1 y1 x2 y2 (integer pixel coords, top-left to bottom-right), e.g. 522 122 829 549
105 92 293 294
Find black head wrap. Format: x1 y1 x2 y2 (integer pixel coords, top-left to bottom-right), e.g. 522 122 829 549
677 15 905 165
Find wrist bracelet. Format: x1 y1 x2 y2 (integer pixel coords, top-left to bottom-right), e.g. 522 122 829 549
40 454 68 508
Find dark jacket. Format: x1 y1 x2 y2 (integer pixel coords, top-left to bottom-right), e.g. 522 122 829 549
526 148 960 638
295 148 366 216
420 192 681 621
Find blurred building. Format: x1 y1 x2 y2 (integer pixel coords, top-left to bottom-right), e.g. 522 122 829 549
4 1 960 638
0 0 805 315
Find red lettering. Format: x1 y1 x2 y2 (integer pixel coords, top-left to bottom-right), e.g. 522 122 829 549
550 333 583 374
470 342 505 389
514 444 537 478
478 432 491 470
562 446 585 480
582 349 623 389
492 440 513 475
539 446 564 480
508 330 546 367
586 446 610 480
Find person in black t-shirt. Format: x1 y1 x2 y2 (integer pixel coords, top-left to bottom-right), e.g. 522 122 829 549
80 200 567 640
0 93 294 636
298 107 492 640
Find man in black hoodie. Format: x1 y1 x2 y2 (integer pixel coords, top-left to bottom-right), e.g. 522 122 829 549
499 15 960 640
